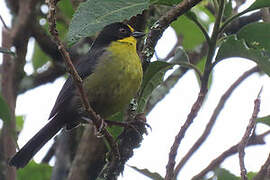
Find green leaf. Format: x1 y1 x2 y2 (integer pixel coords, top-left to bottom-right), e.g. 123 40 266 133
246 0 270 12
0 47 16 56
137 61 173 113
257 115 270 126
247 172 256 179
107 112 124 139
58 0 74 19
16 115 24 132
67 0 149 45
0 94 11 123
215 35 270 76
237 22 270 52
32 42 50 70
214 168 239 180
150 0 182 6
129 165 164 180
17 161 52 180
223 0 233 19
171 15 205 50
170 47 189 63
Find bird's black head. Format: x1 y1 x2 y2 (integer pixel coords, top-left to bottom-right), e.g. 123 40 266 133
92 22 145 49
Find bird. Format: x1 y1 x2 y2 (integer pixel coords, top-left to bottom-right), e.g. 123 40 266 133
9 22 145 168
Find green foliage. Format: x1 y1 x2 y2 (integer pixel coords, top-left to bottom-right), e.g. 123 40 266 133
223 0 233 19
215 35 270 76
137 61 173 113
245 0 270 12
211 168 239 180
67 0 150 45
247 172 256 179
16 115 24 132
171 15 205 50
58 0 74 19
237 22 270 52
257 115 270 126
170 47 189 63
17 161 52 180
150 0 182 6
0 94 11 123
107 112 124 139
32 42 50 70
129 165 164 180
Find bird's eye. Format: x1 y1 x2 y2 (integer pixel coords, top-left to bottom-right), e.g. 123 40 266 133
119 28 127 33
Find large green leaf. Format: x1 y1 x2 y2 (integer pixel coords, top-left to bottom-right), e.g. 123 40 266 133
67 0 149 45
215 35 270 76
17 161 52 180
137 61 173 113
0 94 11 123
129 165 163 180
245 0 270 12
237 22 270 52
171 15 205 50
150 0 182 6
58 0 74 19
257 115 270 127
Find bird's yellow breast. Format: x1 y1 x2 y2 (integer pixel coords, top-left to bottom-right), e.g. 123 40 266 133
84 37 143 118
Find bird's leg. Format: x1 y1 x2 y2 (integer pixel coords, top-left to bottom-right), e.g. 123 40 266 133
105 113 151 137
81 114 107 137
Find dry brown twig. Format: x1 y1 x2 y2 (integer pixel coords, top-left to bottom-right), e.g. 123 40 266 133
238 87 262 180
0 15 9 29
45 0 118 158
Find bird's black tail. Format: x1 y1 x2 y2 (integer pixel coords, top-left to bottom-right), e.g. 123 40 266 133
9 114 65 168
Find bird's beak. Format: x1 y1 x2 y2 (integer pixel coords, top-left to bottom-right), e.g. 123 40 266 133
132 31 145 38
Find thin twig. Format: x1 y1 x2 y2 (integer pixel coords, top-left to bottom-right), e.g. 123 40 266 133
45 0 118 158
173 66 260 178
165 88 207 180
164 1 225 179
0 15 8 29
192 130 270 180
238 88 262 180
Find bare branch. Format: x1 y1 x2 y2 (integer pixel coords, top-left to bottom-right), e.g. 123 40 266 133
0 15 8 29
192 131 270 180
165 88 207 180
173 66 260 178
238 88 262 180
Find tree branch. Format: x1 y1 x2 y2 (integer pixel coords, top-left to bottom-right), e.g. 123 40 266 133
192 130 270 180
173 66 260 178
238 89 262 180
46 0 119 179
141 0 203 69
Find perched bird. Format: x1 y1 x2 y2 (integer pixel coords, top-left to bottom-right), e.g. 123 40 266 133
9 22 145 168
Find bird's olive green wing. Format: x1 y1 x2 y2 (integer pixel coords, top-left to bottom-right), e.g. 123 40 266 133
48 48 106 119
